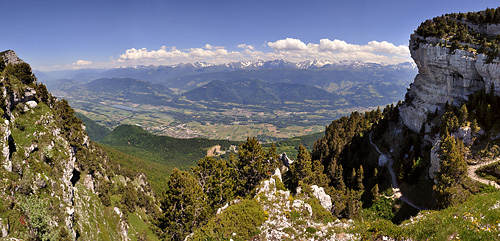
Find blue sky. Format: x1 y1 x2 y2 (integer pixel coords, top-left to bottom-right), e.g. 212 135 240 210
2 0 499 70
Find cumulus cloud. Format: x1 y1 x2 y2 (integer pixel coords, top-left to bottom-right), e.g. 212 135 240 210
110 38 411 69
267 38 308 51
237 44 255 50
73 60 92 66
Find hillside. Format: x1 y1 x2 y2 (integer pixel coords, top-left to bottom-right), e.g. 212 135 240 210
74 112 111 141
0 50 159 240
99 124 239 170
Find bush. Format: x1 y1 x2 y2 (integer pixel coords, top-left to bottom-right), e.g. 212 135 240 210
189 199 267 240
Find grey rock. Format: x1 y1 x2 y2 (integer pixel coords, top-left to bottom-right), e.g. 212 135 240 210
400 33 500 132
310 185 332 211
0 50 24 65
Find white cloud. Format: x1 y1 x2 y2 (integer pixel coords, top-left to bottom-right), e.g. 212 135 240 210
39 38 410 71
267 38 308 51
237 44 255 50
73 60 92 66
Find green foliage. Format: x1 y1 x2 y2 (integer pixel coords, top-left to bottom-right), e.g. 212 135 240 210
100 144 169 195
158 169 209 240
234 137 277 196
121 183 139 213
364 197 395 221
18 196 59 241
191 156 237 212
395 191 500 240
3 62 36 85
189 199 267 240
434 136 470 208
290 144 330 189
306 197 335 223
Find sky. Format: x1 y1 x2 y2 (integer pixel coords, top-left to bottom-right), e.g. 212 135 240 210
2 0 499 71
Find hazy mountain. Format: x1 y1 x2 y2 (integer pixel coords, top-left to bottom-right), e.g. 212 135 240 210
38 59 416 87
183 79 342 106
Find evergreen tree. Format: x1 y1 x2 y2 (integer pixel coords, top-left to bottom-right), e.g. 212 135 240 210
311 159 329 188
471 119 480 133
459 104 468 126
289 144 313 190
434 136 469 208
158 169 209 240
332 164 346 191
371 184 380 201
234 137 272 196
191 156 237 212
357 165 364 191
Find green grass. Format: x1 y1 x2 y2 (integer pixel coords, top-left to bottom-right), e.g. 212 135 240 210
356 191 500 240
127 211 159 241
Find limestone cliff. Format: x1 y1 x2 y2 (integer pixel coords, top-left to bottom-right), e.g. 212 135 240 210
0 50 158 240
400 33 500 133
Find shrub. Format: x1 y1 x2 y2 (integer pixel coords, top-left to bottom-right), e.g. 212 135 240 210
190 199 267 240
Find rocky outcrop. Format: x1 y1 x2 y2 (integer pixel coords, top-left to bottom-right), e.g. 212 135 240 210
0 50 23 65
399 33 494 132
255 168 356 240
310 185 332 211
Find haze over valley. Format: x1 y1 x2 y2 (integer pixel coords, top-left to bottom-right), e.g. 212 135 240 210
39 60 416 141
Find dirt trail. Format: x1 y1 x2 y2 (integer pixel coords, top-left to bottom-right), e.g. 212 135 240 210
369 132 424 210
468 158 500 189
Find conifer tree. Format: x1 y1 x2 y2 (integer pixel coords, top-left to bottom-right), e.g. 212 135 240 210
434 136 469 208
158 168 209 240
357 165 364 191
371 184 380 201
471 118 480 133
290 144 314 188
459 104 468 126
191 156 236 211
234 137 271 196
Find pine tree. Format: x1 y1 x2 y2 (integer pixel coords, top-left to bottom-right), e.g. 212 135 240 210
371 184 380 201
471 118 480 133
333 164 346 191
434 136 469 208
357 165 364 191
459 104 468 126
191 156 236 211
234 137 271 196
158 168 209 240
290 144 313 187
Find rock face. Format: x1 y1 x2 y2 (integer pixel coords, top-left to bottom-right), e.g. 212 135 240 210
399 33 494 132
310 185 332 211
0 50 23 65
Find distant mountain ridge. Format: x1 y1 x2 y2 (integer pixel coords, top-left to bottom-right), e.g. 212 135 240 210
37 59 415 84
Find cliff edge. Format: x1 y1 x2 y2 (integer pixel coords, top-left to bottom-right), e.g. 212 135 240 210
400 18 500 132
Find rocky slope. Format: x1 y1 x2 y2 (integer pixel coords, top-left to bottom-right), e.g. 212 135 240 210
0 50 157 240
